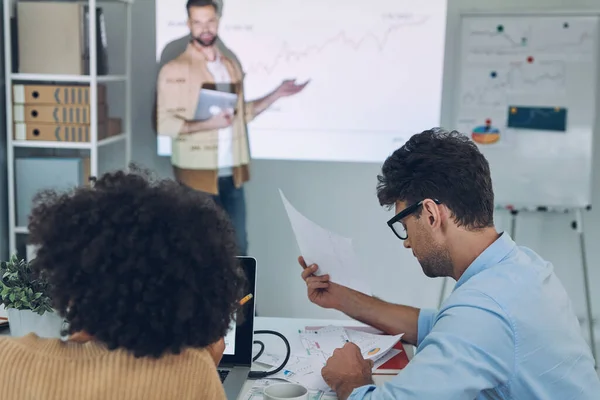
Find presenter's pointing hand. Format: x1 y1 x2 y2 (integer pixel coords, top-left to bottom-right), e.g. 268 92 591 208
299 256 345 310
275 79 309 98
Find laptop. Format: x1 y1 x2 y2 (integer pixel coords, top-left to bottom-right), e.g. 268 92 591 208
219 256 257 400
194 88 238 121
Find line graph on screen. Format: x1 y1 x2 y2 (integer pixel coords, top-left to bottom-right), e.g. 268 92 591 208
219 3 446 140
237 16 430 76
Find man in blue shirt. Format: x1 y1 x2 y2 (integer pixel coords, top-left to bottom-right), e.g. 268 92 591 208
300 129 600 399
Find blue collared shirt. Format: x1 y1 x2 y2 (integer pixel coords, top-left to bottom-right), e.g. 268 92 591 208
350 233 600 399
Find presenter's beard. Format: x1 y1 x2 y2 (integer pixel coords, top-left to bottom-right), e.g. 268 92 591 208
194 34 218 47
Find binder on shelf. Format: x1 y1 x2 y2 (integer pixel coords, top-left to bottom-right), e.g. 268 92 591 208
13 104 108 124
83 6 109 75
14 122 108 143
17 2 109 75
13 84 107 105
13 117 121 143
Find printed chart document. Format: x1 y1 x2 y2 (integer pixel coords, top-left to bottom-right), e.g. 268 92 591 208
345 329 404 361
279 190 371 294
253 325 405 396
299 326 351 363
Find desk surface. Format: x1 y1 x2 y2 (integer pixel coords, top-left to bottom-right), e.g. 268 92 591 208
239 317 411 399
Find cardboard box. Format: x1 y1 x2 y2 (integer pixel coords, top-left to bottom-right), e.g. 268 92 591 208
13 84 106 105
14 122 108 142
17 2 109 75
108 117 122 136
13 104 107 124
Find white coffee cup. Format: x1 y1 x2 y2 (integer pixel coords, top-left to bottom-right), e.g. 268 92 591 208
263 383 309 400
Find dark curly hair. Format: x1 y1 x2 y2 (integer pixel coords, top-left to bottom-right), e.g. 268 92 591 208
27 167 246 358
377 128 494 229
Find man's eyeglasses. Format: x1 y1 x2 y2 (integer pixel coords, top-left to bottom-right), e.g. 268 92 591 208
387 199 441 240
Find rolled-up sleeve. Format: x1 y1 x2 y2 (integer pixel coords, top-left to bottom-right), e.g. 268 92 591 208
348 290 515 399
244 100 257 124
156 65 186 137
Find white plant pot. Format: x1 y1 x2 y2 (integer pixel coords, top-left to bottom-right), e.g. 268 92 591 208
7 309 64 338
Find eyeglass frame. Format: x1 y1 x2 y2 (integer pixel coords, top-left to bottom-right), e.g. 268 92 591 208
386 198 441 240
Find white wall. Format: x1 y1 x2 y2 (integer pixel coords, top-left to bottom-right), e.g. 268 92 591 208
128 1 600 339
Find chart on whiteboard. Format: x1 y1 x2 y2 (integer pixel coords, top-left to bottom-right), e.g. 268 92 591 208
456 16 596 146
454 15 599 209
464 18 595 57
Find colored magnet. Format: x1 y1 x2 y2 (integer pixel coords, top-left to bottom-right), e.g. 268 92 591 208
497 25 504 32
490 71 497 78
563 22 569 28
527 56 534 63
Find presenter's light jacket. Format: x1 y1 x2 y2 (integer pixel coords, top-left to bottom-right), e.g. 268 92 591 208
157 43 255 194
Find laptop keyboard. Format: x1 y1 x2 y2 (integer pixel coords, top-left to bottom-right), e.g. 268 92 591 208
218 369 230 383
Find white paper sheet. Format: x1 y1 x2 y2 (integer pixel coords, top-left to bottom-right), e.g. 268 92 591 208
285 357 331 392
279 190 371 294
256 329 403 392
346 329 404 361
255 326 404 395
299 326 350 363
372 349 402 371
258 347 401 374
266 355 332 394
254 352 287 368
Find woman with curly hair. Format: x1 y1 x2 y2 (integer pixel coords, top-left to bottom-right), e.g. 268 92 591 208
0 168 247 399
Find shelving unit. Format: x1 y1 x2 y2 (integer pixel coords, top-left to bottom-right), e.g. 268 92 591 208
3 0 134 255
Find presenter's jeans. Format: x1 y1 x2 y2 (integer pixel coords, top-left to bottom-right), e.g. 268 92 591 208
212 176 248 256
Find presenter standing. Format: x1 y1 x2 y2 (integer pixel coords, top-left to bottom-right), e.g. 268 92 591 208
156 0 307 255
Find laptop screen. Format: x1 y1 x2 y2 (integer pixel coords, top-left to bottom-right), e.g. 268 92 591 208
220 256 256 367
223 320 237 355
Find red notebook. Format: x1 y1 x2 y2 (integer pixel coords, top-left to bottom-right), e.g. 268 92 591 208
374 340 409 374
304 326 409 375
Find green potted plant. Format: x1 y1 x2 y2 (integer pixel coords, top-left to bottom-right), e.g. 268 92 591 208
0 255 63 337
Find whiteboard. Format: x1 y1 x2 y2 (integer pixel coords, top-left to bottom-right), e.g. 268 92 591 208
453 14 600 210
